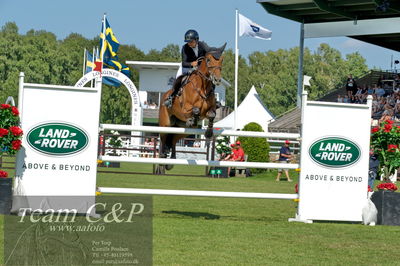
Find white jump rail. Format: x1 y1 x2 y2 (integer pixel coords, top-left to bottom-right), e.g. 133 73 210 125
99 187 298 199
100 124 300 139
99 155 299 169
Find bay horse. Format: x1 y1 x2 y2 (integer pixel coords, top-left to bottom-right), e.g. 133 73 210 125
158 43 226 169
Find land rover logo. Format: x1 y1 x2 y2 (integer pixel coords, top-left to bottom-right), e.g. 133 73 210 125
309 137 361 168
27 122 89 156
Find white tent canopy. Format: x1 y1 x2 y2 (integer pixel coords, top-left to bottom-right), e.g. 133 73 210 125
214 86 274 132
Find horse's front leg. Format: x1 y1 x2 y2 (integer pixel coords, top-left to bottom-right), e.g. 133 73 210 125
186 106 201 127
205 109 216 138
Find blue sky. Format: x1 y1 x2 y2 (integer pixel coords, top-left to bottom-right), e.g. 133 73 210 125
1 0 398 70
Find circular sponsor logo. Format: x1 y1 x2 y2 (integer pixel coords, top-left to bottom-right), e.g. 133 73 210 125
309 137 361 168
27 122 89 156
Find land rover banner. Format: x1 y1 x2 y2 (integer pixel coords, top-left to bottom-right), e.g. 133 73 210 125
297 98 372 222
14 82 101 212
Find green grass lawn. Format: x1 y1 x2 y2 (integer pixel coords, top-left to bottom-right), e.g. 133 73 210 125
2 161 400 265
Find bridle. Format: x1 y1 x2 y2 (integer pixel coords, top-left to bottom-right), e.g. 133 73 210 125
195 55 222 86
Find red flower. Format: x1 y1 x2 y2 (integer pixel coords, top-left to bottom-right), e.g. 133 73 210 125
0 170 8 178
384 123 392 132
0 104 10 109
371 127 379 133
11 140 22 150
386 120 394 125
377 182 398 191
295 183 299 193
0 128 9 137
9 126 23 136
368 185 373 192
388 144 398 152
11 106 19 116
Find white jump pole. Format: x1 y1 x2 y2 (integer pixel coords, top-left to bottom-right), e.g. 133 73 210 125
99 187 298 200
99 155 299 169
100 124 300 140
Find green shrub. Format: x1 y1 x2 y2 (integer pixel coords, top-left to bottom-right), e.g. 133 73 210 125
237 122 270 173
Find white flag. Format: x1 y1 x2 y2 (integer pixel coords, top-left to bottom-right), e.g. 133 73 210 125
303 75 312 86
239 13 272 40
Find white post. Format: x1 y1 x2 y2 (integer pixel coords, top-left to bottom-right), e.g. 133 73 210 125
234 9 239 131
18 72 25 118
295 90 308 220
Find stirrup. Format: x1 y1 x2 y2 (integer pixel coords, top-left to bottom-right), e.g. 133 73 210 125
164 96 173 108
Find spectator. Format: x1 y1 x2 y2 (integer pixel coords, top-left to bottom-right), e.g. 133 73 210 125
369 151 379 190
223 141 245 177
355 86 363 96
233 141 245 162
276 140 293 182
337 94 343 103
221 144 236 161
376 86 386 97
367 85 375 95
346 74 357 97
193 140 201 148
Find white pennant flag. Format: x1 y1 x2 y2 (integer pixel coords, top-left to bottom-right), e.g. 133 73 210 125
303 75 312 86
239 13 272 40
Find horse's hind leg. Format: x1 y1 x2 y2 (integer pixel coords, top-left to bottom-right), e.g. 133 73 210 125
159 98 172 158
165 134 186 170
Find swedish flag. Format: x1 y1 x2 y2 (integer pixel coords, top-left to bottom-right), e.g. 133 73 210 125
85 51 95 73
99 18 131 86
100 19 120 61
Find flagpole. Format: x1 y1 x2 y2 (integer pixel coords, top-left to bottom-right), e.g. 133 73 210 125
83 48 86 76
96 13 107 89
234 9 239 131
100 13 106 70
91 47 95 88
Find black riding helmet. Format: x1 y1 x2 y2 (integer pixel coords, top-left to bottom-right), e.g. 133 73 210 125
184 29 199 42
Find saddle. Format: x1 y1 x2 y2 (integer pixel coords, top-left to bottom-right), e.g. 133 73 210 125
171 74 190 96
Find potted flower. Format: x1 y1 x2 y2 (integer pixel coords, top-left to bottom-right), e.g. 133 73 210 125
215 136 231 160
370 119 400 225
370 120 400 182
0 103 23 214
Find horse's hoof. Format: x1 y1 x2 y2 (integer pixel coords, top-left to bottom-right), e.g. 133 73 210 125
186 118 194 127
165 165 174 170
205 129 213 138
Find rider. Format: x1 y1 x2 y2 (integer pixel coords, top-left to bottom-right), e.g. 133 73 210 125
164 29 213 108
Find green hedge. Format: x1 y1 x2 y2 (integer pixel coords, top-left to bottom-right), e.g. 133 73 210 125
237 122 270 173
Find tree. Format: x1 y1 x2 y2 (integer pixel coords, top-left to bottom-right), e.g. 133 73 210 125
0 21 369 122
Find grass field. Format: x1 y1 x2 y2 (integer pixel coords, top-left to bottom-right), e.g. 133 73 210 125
2 161 400 265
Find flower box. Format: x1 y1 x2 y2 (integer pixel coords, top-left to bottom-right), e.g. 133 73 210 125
371 190 400 226
0 178 12 214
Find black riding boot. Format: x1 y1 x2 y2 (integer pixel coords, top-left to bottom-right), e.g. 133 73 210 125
164 75 186 108
164 95 174 108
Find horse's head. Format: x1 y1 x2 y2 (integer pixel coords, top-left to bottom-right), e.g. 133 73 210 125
203 43 226 86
